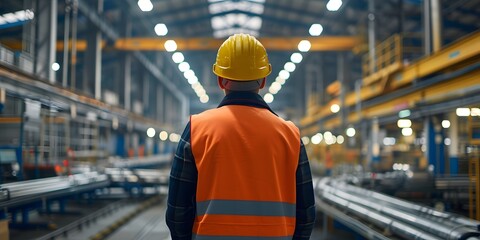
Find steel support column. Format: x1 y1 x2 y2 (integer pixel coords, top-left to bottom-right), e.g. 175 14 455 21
83 0 103 99
423 0 432 55
368 0 376 73
431 0 442 52
449 112 459 175
337 53 346 128
34 0 58 83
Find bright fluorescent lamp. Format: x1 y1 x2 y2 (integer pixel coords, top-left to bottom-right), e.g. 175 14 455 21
187 76 198 85
279 70 290 80
309 24 323 36
346 127 356 137
154 23 168 36
456 108 470 116
159 131 168 141
138 0 153 12
276 76 286 85
178 62 190 72
330 104 340 113
337 135 344 144
164 40 177 52
298 40 311 52
326 0 343 11
397 119 412 128
284 62 296 72
172 52 184 63
146 127 156 138
51 62 60 71
441 120 450 129
471 108 480 116
184 69 195 79
290 53 303 63
264 93 274 103
311 133 322 145
301 136 310 145
200 95 209 103
402 127 413 136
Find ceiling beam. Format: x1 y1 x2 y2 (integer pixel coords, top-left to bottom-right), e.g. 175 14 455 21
114 36 361 51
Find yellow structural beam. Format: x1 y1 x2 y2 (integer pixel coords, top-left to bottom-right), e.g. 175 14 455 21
5 36 360 52
301 30 480 129
391 30 480 89
115 36 361 51
0 117 22 124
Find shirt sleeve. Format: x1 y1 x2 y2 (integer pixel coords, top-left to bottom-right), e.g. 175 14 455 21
293 140 316 240
166 121 198 240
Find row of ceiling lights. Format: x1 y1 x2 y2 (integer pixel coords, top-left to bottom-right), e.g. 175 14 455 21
146 127 181 142
139 1 209 103
263 0 342 104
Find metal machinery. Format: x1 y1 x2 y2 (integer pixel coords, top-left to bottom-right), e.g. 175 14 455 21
316 177 480 240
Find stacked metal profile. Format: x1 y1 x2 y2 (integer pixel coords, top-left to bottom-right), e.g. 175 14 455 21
315 178 480 240
0 172 109 205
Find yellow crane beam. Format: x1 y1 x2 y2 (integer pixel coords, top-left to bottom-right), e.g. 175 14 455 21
114 36 361 51
2 37 361 52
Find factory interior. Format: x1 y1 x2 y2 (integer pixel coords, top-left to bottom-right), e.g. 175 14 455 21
0 0 480 239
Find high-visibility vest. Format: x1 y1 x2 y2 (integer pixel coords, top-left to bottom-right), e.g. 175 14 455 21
191 105 300 239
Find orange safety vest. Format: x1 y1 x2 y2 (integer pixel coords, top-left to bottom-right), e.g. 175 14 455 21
191 105 300 239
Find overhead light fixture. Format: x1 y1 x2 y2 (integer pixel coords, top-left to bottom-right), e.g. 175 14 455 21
284 62 296 72
311 133 322 145
178 62 190 72
326 0 343 11
298 40 311 52
397 119 412 128
154 23 168 36
275 77 286 85
164 40 177 52
159 131 168 141
172 52 184 63
441 120 450 129
309 24 323 36
471 108 480 116
279 70 290 80
290 53 303 63
301 136 310 145
51 62 60 71
146 127 156 138
346 127 356 137
187 76 198 85
200 95 209 103
138 0 153 12
330 104 340 113
184 69 195 79
402 127 413 136
337 135 344 144
398 109 411 118
456 108 470 117
264 93 274 103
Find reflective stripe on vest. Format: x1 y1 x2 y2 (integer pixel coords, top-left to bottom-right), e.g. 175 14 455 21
197 200 296 217
191 105 300 238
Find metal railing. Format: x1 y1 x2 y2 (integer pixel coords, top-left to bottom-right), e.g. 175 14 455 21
362 33 423 83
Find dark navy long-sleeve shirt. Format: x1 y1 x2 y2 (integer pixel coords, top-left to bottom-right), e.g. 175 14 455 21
166 91 316 240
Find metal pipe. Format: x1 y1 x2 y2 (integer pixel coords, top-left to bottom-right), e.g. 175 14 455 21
368 0 376 73
316 178 480 239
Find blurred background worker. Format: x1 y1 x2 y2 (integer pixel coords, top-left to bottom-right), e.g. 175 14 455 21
166 34 316 240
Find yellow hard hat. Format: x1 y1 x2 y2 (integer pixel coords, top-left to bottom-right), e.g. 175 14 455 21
213 34 272 81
